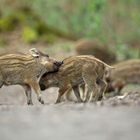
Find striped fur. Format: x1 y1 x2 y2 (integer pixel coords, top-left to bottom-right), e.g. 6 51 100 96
40 55 112 103
106 59 140 93
0 49 61 105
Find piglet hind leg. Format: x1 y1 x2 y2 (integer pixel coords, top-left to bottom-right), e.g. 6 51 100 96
84 82 99 103
0 74 4 88
90 84 100 102
72 85 83 103
82 64 100 103
96 79 107 100
0 82 3 88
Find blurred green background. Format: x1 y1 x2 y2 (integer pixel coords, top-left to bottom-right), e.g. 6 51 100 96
0 0 140 61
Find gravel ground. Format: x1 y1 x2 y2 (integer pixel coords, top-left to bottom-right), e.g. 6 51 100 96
0 104 140 140
0 86 140 140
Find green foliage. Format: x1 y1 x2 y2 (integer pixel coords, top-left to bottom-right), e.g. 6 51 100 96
29 0 105 37
0 15 18 32
0 0 140 60
21 26 38 43
0 0 106 42
101 0 140 43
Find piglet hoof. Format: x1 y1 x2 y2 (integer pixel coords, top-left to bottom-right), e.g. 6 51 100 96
27 101 33 105
75 100 83 103
90 99 97 104
83 99 88 103
55 100 60 104
38 97 44 104
78 99 84 103
40 100 44 104
98 95 103 101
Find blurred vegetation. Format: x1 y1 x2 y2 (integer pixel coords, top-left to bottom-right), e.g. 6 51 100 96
0 0 140 60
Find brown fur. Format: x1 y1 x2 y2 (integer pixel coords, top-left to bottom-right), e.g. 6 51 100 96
106 59 140 93
39 55 112 103
75 39 116 64
0 48 62 105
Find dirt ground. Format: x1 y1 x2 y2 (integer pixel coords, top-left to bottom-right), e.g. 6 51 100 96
0 85 140 140
0 104 140 140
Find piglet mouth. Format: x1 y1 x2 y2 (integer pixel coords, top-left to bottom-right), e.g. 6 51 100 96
44 65 59 74
54 61 63 67
53 61 63 72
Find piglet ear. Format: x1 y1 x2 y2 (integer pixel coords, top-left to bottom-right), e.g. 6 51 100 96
29 48 40 57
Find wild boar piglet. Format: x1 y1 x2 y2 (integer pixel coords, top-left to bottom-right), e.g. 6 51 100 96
0 48 62 105
106 59 140 94
40 55 113 103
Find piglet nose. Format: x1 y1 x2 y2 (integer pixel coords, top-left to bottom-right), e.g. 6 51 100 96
54 61 63 67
